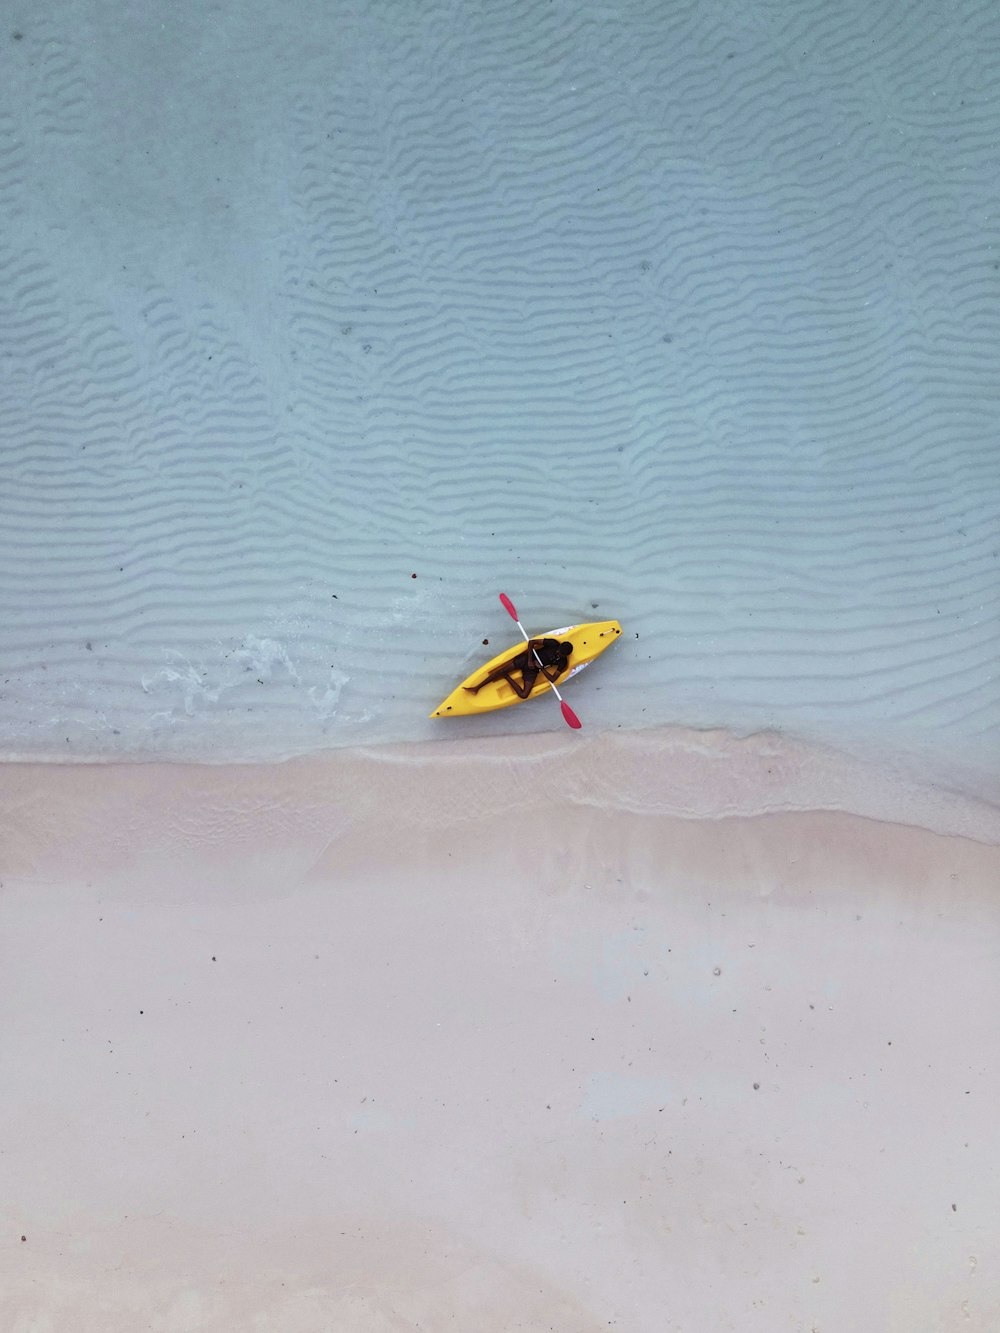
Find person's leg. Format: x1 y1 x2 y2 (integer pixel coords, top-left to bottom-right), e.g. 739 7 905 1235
505 666 538 699
465 652 528 694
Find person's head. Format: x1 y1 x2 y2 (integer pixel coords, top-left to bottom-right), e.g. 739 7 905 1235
538 638 573 666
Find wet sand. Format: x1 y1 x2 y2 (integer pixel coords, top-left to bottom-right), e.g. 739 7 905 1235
1 732 998 1330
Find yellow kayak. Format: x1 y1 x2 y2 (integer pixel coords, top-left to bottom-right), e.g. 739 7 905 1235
430 619 622 718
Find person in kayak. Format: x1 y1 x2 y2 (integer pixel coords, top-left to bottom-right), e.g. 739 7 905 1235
465 638 573 699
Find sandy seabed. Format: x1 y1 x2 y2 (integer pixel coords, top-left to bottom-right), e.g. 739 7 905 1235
0 728 998 1331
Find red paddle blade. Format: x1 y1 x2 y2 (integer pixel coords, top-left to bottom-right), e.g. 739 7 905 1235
561 700 582 729
499 592 518 621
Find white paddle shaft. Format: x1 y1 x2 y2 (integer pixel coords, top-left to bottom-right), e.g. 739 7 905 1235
509 616 568 702
498 592 582 729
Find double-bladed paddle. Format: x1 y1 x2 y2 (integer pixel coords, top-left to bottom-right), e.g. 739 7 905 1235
499 592 582 730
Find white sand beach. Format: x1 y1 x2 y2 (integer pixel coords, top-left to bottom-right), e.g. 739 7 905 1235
1 0 999 1328
2 733 999 1330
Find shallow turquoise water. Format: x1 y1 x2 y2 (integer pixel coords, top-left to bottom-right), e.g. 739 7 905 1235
0 1 997 789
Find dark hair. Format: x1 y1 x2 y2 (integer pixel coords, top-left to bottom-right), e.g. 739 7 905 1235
537 638 572 664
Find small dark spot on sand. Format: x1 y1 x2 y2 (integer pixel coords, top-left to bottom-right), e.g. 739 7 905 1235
331 593 338 598
411 572 417 578
21 1234 26 1241
753 1082 760 1090
951 1203 957 1211
211 956 216 962
482 638 489 645
13 32 24 41
85 641 92 650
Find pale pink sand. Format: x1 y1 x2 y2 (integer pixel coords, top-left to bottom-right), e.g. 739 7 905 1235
1 729 998 1331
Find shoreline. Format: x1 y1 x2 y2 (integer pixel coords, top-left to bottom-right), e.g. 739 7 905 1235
2 726 997 872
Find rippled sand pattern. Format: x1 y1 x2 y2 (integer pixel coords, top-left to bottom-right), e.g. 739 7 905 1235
1 3 998 779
